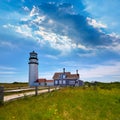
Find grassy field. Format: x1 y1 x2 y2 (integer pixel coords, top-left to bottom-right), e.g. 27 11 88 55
0 86 120 120
0 82 28 90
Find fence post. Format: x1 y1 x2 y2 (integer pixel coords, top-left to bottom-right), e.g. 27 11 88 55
48 86 50 92
0 86 4 104
35 86 38 96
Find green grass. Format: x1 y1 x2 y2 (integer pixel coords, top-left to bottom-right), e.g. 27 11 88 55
0 87 120 120
0 82 28 90
86 81 120 90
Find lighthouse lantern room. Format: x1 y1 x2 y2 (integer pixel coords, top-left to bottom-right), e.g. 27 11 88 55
28 51 38 86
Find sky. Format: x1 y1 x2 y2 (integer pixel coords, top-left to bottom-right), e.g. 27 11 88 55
0 0 120 83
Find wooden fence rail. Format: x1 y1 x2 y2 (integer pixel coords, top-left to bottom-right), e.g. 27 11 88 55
3 86 59 102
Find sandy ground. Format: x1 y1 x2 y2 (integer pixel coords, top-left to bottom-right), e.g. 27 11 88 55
4 87 59 102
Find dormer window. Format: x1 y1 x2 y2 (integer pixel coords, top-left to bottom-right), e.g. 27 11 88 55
59 74 62 79
59 74 66 79
63 74 66 79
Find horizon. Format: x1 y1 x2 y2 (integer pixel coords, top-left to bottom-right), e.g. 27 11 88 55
0 0 120 83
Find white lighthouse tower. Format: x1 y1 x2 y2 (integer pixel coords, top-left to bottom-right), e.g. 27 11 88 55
28 51 38 87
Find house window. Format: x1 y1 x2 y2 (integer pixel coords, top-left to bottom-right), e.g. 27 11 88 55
59 74 66 79
59 74 62 79
63 74 66 79
55 80 58 85
69 80 75 85
63 80 66 84
59 80 62 84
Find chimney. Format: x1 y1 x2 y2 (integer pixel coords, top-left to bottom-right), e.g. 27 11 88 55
76 70 78 74
63 68 65 73
76 70 79 78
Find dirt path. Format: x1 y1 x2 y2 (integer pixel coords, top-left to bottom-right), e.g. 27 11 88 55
4 88 59 102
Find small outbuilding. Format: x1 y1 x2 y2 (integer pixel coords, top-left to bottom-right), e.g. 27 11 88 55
35 79 54 86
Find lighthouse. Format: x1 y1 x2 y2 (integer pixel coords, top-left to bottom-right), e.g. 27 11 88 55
28 51 38 86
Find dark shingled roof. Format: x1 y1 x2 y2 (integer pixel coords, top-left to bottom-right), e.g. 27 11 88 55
35 78 46 83
35 79 54 83
53 72 79 80
46 80 54 83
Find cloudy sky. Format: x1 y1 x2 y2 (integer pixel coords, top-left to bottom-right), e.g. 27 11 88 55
0 0 120 83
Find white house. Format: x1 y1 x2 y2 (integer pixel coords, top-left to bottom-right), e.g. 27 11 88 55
53 68 84 86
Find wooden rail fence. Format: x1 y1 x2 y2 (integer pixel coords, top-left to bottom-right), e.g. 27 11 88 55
0 86 60 103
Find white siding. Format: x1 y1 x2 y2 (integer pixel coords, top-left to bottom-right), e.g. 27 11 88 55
59 80 62 84
29 64 38 86
47 82 54 86
69 80 75 85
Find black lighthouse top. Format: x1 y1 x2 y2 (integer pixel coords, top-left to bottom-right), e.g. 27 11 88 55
29 51 38 64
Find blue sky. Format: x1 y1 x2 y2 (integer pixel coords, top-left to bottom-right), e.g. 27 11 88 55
0 0 120 83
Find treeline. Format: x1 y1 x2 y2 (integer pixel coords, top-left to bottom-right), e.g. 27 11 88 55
0 82 28 89
85 81 120 89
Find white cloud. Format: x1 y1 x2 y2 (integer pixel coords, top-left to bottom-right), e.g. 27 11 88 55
0 66 16 76
87 17 107 29
48 2 56 5
58 3 74 15
39 71 54 80
48 19 54 24
77 52 96 57
98 35 120 53
80 61 120 81
0 71 16 75
45 54 58 60
3 24 33 38
0 66 16 70
3 5 99 55
0 41 17 49
30 6 39 17
34 30 75 55
3 24 11 28
15 25 33 37
20 17 29 21
22 6 29 11
108 43 120 53
4 4 118 57
3 23 78 55
32 16 46 24
77 44 93 51
109 32 120 39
